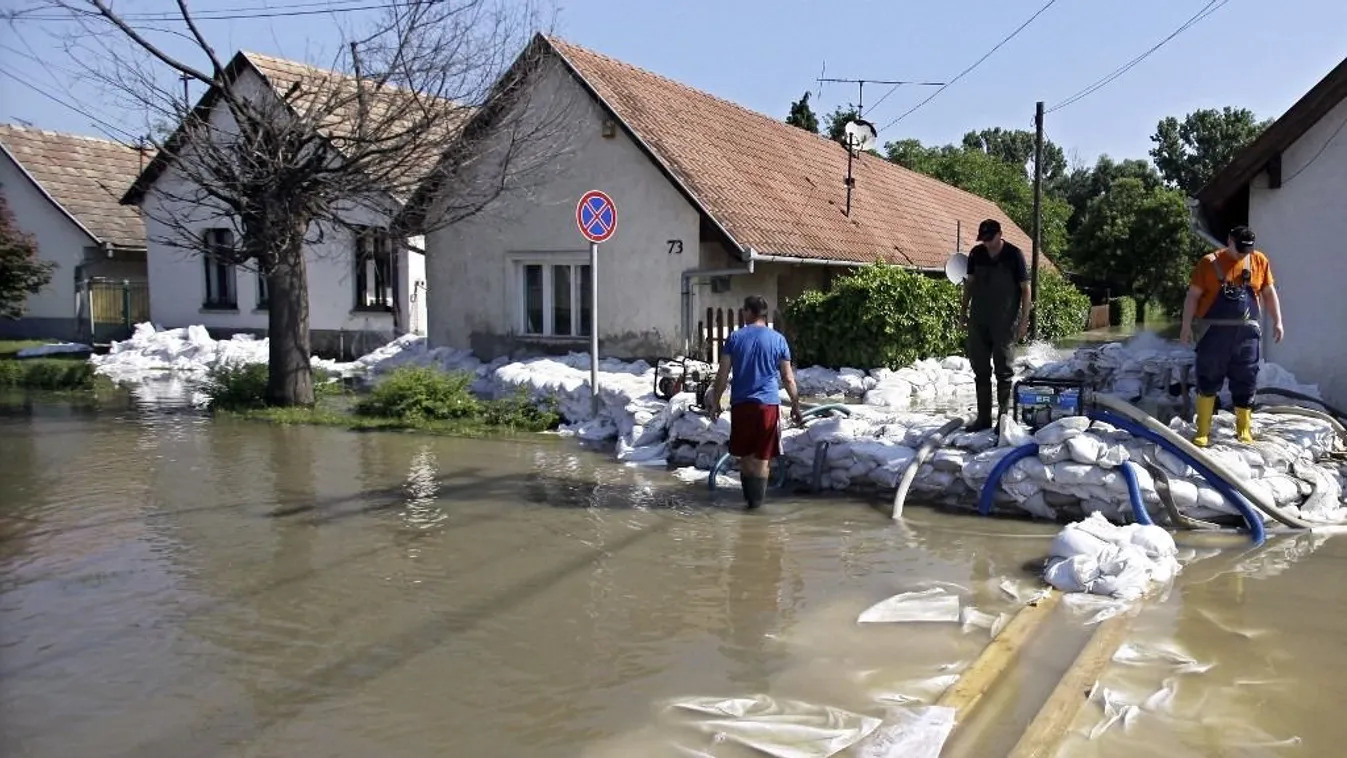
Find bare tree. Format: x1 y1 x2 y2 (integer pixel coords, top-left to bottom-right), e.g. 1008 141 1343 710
42 0 576 405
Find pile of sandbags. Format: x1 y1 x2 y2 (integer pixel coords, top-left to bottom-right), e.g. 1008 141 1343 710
90 323 346 383
1043 512 1181 599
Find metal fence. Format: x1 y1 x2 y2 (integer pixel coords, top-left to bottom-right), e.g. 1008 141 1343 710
78 278 150 342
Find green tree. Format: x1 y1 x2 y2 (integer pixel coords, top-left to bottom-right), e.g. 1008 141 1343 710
1068 178 1205 312
0 194 55 320
884 138 1071 258
961 127 1067 184
1149 107 1271 195
824 105 861 145
786 91 819 134
1057 155 1163 237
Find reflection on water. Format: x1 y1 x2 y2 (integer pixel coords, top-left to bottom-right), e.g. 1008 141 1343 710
1 386 1344 757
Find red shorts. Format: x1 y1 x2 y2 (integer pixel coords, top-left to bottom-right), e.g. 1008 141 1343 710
728 402 782 460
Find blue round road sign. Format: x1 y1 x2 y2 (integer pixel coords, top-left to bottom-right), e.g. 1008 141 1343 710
576 190 617 243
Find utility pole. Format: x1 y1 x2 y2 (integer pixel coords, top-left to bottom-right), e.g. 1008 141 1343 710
1029 100 1044 341
180 73 190 109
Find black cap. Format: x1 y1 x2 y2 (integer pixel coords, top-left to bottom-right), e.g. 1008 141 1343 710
1230 225 1256 252
976 218 1001 242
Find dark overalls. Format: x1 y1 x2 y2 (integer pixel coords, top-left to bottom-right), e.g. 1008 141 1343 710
966 251 1021 424
1195 256 1261 407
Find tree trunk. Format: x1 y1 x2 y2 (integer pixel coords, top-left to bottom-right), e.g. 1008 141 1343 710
266 240 314 407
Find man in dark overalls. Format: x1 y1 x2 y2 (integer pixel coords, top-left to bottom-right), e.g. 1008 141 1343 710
960 219 1032 432
1179 225 1285 446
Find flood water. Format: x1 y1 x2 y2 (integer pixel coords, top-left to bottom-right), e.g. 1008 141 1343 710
2 388 1345 757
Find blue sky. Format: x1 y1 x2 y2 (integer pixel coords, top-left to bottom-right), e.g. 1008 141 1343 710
1 0 1345 167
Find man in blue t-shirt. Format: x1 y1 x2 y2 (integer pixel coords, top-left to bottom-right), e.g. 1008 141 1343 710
708 295 804 509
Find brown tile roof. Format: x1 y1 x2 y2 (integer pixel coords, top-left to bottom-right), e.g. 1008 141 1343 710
544 36 1040 269
0 123 151 249
125 51 466 207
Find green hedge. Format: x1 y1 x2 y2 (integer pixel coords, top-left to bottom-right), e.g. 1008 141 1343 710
784 264 1090 369
1108 296 1137 328
1141 300 1169 324
0 359 95 390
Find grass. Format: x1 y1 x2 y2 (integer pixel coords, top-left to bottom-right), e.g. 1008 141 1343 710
0 358 105 390
0 340 55 358
205 364 562 438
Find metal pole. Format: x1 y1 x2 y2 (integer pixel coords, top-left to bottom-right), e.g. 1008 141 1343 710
590 241 599 416
1030 100 1044 340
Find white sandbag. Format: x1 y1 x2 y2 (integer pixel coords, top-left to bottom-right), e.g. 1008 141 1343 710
998 415 1031 448
668 695 883 758
1066 434 1105 465
930 448 969 472
1018 491 1058 520
1167 478 1199 511
1038 443 1070 464
1096 440 1131 468
1044 555 1101 593
1033 416 1091 445
1012 456 1053 483
1050 527 1112 561
1130 524 1177 559
858 588 962 624
853 706 956 758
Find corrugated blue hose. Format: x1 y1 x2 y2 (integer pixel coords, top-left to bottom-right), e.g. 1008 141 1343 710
1118 460 1154 526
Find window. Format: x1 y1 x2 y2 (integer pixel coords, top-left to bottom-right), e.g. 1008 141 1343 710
354 227 395 311
202 228 237 309
519 261 591 337
256 271 269 310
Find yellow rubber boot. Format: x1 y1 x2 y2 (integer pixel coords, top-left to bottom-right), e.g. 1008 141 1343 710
1193 394 1216 448
1235 407 1254 444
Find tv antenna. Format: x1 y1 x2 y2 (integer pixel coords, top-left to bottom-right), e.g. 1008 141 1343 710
815 75 945 217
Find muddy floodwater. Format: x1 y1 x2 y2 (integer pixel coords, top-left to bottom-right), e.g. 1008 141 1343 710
2 389 1346 757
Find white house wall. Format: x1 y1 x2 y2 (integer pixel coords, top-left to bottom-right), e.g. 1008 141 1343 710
424 58 707 360
140 66 416 356
1248 94 1347 407
0 151 95 338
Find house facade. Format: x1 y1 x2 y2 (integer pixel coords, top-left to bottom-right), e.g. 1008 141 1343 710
409 35 1039 362
0 124 149 342
122 52 429 359
1195 56 1347 408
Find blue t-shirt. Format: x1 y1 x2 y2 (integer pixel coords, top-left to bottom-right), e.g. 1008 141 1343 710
724 325 791 406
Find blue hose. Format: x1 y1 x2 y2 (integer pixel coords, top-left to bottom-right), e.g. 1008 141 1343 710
1118 461 1154 526
977 443 1041 516
1089 410 1265 545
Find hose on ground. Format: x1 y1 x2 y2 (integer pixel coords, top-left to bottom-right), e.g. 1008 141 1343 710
1089 410 1266 544
708 404 847 492
1118 461 1154 526
1255 387 1347 424
1091 393 1311 531
893 416 967 520
976 443 1041 517
1144 461 1223 530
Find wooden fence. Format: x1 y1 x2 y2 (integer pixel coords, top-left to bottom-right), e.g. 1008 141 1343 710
696 307 787 363
79 278 151 342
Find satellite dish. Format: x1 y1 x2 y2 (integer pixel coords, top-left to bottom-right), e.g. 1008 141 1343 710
843 119 877 153
945 252 969 284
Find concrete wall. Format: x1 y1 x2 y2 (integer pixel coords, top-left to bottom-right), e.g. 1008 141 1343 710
138 67 424 357
425 58 705 361
0 150 95 339
1248 94 1347 407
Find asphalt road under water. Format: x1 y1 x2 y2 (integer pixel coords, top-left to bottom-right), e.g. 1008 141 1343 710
1 388 1343 757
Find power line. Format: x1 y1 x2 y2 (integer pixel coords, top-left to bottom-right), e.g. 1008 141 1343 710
1045 0 1230 114
877 0 1059 133
7 0 406 23
0 64 140 144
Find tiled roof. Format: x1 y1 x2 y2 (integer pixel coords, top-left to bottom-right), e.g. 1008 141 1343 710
545 36 1040 269
0 123 150 249
125 50 466 206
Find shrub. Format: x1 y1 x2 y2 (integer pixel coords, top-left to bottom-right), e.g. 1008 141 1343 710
785 264 963 369
482 386 562 431
0 358 95 389
202 362 340 410
1108 296 1137 328
356 366 480 421
1033 268 1092 342
1141 300 1169 324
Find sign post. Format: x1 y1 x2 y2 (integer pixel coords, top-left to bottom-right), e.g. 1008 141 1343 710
576 189 618 416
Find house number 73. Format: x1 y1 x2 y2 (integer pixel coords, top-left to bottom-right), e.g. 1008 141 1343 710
667 240 683 255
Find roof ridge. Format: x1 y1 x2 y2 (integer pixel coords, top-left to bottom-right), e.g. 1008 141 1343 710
0 122 146 151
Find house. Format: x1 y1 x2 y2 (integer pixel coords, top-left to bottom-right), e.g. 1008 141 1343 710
404 35 1044 362
0 124 150 341
121 51 434 359
1194 55 1347 408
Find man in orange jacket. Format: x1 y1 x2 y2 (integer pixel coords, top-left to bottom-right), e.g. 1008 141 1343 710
1178 225 1285 446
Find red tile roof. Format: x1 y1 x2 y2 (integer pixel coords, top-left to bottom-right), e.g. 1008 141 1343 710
0 123 151 249
544 36 1039 269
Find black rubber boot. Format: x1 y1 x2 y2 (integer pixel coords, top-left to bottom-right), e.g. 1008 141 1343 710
969 382 993 431
997 380 1013 423
742 476 767 509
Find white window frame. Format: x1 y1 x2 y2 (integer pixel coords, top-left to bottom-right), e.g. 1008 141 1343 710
509 253 592 338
